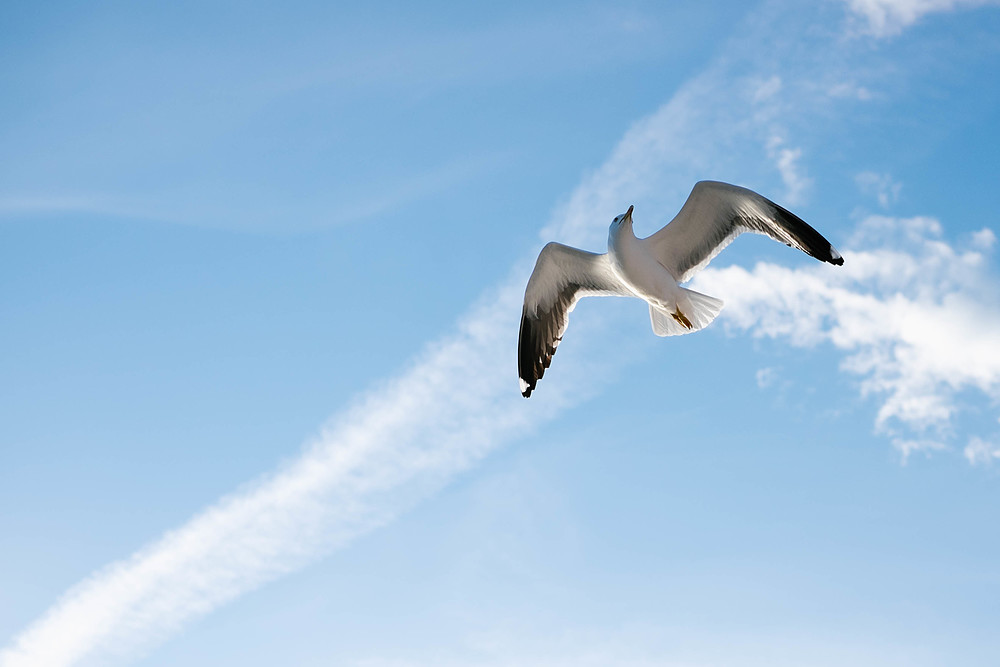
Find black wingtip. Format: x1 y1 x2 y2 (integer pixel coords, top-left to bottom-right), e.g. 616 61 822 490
770 200 846 268
517 312 539 398
828 245 845 266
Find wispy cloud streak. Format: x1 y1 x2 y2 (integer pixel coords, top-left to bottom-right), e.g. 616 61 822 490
0 64 741 667
0 57 800 667
845 0 1000 37
0 283 552 667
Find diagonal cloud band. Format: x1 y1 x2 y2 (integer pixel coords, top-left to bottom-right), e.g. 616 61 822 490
0 60 782 664
0 280 543 667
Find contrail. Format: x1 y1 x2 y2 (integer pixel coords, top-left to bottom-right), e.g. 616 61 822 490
0 61 741 663
2 5 912 664
0 281 547 667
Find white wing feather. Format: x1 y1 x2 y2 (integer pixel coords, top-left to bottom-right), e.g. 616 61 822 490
518 243 630 397
642 181 843 283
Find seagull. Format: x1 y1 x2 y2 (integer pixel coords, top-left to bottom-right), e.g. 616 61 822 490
517 180 844 397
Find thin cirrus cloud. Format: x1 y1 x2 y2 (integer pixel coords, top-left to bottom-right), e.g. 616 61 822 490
845 0 1000 36
0 53 746 667
0 33 830 667
0 152 505 233
0 279 557 667
966 436 1000 465
855 172 902 209
766 135 811 207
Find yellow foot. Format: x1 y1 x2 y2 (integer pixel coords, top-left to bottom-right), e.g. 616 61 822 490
672 309 693 330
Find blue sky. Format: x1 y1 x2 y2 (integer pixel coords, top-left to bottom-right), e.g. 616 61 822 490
2 1 1000 665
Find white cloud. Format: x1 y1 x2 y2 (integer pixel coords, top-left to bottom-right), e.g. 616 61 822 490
855 171 902 208
346 623 942 667
756 367 779 389
694 215 1000 455
893 438 949 463
753 75 783 102
964 436 1000 465
845 0 1000 37
767 136 811 206
828 82 874 100
972 228 997 250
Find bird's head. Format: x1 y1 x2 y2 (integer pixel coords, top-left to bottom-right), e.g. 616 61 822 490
611 205 634 229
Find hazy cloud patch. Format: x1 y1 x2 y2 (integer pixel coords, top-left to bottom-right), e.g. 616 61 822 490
965 436 1000 465
767 136 811 206
855 171 902 208
845 0 1000 37
695 215 1000 460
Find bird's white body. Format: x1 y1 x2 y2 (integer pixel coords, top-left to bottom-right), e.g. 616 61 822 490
607 212 686 316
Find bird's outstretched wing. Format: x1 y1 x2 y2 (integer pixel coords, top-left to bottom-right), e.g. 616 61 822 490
642 181 843 283
519 242 630 398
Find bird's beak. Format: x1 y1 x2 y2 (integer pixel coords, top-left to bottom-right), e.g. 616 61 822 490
625 205 634 220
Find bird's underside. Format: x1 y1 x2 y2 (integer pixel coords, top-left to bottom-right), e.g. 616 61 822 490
517 180 844 398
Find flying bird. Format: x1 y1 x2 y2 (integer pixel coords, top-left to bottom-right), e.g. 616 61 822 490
517 180 844 397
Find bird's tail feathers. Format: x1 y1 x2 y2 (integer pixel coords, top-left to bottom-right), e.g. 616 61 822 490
648 288 724 337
